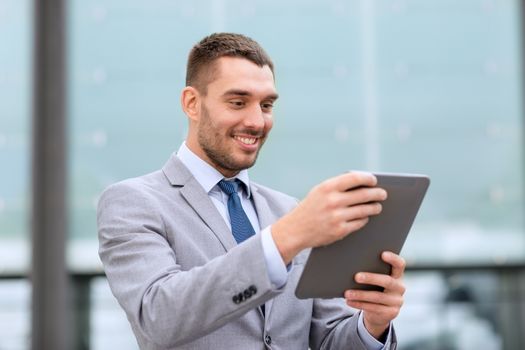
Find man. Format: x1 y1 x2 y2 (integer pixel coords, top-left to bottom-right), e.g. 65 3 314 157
98 33 406 349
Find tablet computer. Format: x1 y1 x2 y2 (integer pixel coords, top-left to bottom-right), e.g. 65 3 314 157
295 173 430 299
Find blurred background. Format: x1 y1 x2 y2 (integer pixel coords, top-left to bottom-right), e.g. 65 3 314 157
1 0 524 349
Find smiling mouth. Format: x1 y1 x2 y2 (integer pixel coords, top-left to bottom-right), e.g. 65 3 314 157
234 135 258 145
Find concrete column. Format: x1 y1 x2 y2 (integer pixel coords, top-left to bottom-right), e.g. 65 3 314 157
31 0 70 349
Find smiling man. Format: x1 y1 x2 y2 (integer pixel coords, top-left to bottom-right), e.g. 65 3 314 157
98 33 405 349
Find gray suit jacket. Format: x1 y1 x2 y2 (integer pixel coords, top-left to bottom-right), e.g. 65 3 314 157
97 154 397 349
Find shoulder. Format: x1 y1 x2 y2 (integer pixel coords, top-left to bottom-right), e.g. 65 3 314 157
97 170 169 212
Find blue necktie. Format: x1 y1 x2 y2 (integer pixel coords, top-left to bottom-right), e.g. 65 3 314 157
218 179 255 244
218 179 265 315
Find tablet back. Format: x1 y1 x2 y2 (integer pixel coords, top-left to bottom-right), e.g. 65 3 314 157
295 173 430 299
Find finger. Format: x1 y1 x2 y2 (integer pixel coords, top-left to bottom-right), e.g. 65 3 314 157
355 272 406 294
381 251 406 279
343 201 383 219
330 172 377 192
345 290 403 308
340 217 369 236
339 187 388 207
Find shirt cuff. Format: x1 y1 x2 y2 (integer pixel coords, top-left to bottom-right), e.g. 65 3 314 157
357 311 392 350
260 226 288 289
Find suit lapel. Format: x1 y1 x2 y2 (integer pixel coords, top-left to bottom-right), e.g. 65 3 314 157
162 154 237 252
251 185 275 231
180 179 237 251
251 184 280 320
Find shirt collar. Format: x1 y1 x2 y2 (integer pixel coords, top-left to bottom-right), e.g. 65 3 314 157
177 142 251 197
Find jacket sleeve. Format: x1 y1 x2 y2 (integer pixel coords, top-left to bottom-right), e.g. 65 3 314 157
309 294 398 349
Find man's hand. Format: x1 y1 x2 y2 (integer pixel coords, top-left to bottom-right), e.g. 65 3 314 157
272 172 387 264
344 251 406 340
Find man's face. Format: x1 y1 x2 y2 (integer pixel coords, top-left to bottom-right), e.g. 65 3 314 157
189 57 278 177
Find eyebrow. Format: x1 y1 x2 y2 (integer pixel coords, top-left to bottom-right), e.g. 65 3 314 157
223 89 279 101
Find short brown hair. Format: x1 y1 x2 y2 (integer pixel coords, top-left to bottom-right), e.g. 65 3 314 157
186 33 274 94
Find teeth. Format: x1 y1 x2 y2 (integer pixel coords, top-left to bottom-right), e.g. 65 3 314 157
235 136 256 145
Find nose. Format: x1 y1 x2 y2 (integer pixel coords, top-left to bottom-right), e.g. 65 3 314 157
243 104 266 130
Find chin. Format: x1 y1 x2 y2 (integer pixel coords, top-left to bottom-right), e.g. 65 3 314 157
231 157 258 171
234 161 256 171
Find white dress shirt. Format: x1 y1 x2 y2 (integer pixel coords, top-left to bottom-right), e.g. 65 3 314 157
177 142 390 350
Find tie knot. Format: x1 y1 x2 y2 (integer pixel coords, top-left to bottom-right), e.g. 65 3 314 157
218 179 240 196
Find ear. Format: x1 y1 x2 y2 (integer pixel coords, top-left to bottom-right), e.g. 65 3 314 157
181 86 201 122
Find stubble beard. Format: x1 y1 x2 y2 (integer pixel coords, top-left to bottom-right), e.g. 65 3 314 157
198 105 266 175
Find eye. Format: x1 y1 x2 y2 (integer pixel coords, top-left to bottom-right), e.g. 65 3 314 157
229 100 245 108
261 101 274 111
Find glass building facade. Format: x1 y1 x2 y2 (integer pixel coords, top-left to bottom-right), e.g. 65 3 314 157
1 0 524 348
